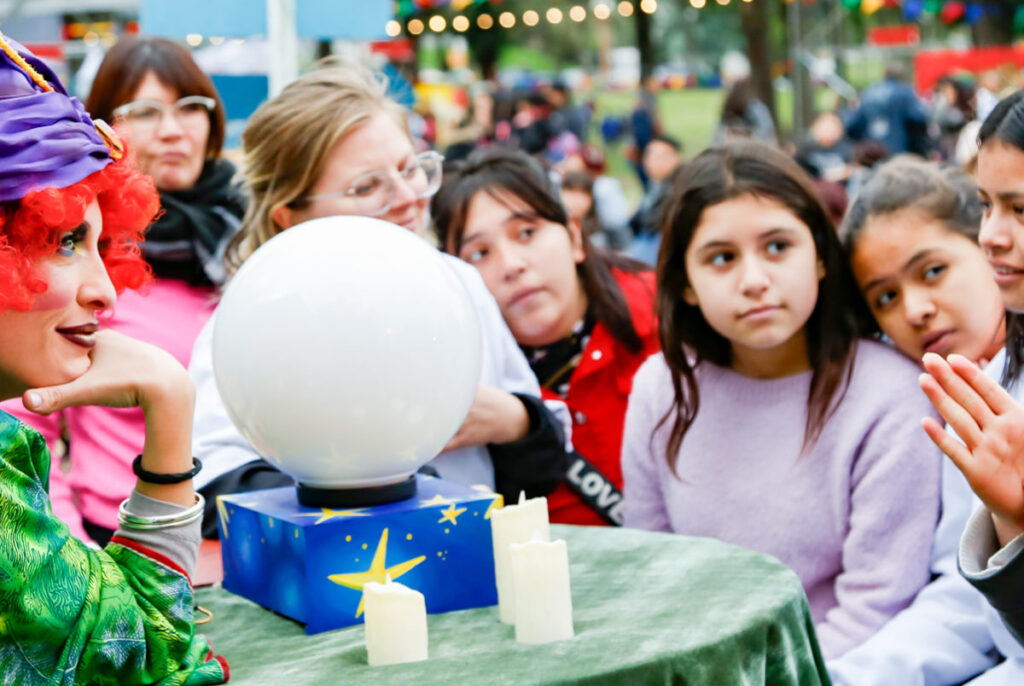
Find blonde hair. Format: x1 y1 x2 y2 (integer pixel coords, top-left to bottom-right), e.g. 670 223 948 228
225 63 405 273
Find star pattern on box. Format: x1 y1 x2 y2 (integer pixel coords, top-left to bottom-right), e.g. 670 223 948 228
437 503 467 525
419 493 455 508
216 497 231 538
327 528 426 618
484 494 504 520
296 507 371 525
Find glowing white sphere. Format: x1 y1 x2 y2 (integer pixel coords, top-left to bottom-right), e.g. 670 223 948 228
212 216 482 488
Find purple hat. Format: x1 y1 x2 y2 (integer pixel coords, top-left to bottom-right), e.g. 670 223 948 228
0 34 123 203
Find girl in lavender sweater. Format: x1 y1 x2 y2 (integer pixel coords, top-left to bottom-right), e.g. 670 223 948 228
621 142 943 659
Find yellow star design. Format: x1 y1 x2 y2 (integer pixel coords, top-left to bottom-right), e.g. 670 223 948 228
484 494 504 520
327 528 426 618
419 493 454 508
437 503 467 525
296 507 371 525
216 497 231 539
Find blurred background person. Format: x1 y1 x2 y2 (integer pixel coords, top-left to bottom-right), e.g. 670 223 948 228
558 143 632 250
845 62 930 158
713 78 777 146
627 75 662 191
628 134 684 265
795 111 853 184
931 75 976 163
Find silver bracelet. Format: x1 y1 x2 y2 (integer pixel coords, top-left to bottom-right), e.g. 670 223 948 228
117 494 206 531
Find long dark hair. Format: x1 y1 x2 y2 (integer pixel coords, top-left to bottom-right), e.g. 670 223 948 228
979 89 1024 384
656 141 875 472
432 146 648 353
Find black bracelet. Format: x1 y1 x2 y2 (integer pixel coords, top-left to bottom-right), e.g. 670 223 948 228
132 455 202 484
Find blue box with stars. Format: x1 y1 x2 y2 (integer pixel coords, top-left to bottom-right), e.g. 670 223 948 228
216 474 502 634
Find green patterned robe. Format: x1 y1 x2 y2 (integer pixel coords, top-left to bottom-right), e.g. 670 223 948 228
0 411 227 685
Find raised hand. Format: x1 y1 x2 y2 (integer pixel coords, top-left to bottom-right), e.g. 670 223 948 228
919 352 1024 546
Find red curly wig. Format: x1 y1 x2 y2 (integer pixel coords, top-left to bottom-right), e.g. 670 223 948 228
0 157 159 312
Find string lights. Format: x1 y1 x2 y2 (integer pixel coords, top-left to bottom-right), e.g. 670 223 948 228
393 0 752 38
428 15 447 32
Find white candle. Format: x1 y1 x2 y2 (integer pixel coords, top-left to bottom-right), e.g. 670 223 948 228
509 535 574 644
490 491 551 624
363 576 429 666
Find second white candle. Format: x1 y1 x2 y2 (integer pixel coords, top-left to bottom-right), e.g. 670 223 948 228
509 535 575 644
490 492 551 624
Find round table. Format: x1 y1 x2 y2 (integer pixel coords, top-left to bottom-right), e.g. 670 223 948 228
196 524 829 685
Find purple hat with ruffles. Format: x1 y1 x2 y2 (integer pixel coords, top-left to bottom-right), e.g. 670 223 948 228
0 33 122 203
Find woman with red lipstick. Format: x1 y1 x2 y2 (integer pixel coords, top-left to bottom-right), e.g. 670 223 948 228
189 66 572 535
0 35 225 684
841 158 1005 367
621 142 943 659
433 147 659 526
1 37 244 547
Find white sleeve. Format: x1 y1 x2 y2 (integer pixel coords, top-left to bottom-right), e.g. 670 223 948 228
446 255 573 451
828 571 998 686
827 458 997 685
958 506 1024 661
188 314 263 490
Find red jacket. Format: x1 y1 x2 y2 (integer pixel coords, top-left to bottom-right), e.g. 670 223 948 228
544 269 659 526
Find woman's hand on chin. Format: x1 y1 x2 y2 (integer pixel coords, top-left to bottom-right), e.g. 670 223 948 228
920 352 1024 546
24 329 197 506
22 329 192 416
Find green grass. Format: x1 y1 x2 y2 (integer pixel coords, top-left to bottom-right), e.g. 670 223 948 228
588 87 839 203
591 89 724 205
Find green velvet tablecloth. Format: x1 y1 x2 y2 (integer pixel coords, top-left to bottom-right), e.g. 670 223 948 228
197 524 830 685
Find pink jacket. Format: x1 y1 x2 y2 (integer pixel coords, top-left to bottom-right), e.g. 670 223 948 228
1 279 216 541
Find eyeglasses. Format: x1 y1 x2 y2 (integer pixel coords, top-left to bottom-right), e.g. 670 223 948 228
305 151 444 218
111 95 215 133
